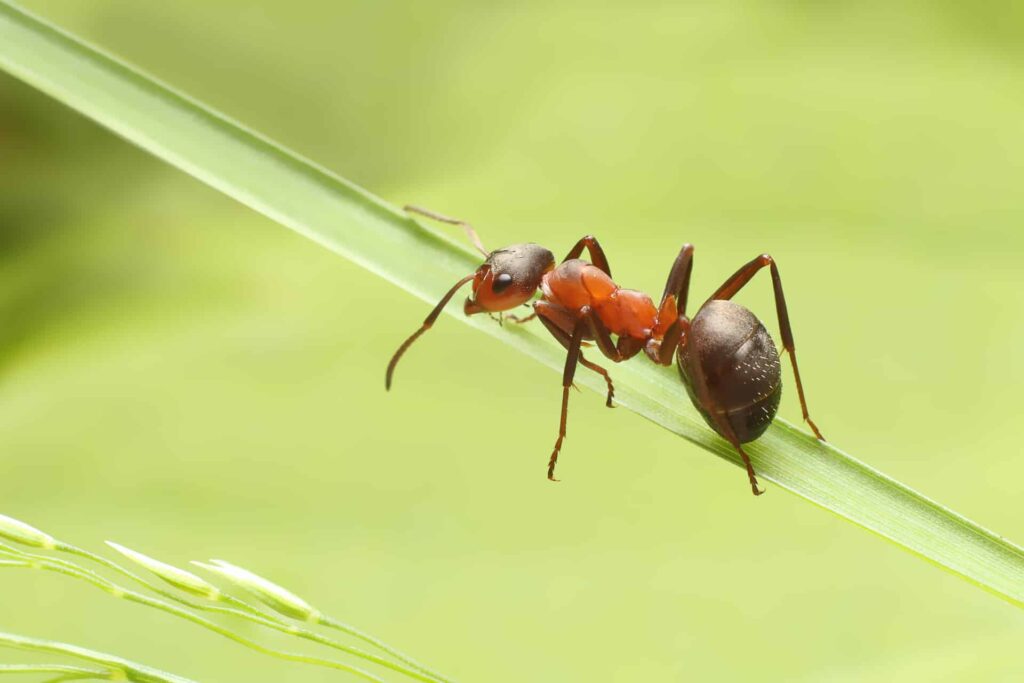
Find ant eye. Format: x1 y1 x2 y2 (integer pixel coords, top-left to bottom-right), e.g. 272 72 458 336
492 273 514 293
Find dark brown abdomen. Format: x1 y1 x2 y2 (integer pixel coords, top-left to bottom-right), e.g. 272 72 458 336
677 300 782 443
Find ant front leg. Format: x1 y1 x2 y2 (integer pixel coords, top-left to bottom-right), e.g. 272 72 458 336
537 302 615 407
404 204 489 257
539 298 641 368
562 235 612 277
710 254 824 440
545 314 592 481
505 311 537 324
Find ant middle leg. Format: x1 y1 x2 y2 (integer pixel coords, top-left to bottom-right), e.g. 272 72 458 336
731 440 765 496
578 355 615 408
641 244 695 366
681 349 765 495
706 398 765 495
579 309 647 365
658 243 695 317
709 254 824 441
404 204 489 257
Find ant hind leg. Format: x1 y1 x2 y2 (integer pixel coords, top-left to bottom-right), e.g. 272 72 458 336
710 254 824 441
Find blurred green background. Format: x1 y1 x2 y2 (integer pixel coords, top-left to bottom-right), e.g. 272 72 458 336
2 1 1023 681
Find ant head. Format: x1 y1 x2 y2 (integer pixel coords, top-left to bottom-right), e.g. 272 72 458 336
464 243 555 315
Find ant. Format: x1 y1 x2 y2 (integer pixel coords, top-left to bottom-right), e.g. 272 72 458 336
386 205 825 495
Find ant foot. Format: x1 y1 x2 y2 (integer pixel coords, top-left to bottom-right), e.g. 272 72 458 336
806 417 825 441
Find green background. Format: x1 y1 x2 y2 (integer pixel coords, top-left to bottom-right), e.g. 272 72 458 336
2 1 1023 680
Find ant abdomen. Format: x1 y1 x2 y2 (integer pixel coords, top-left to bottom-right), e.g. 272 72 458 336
678 300 782 443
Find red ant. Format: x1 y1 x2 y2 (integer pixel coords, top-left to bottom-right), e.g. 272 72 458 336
387 206 825 495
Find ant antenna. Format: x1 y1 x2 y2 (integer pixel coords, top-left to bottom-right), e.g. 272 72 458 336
386 274 475 390
404 205 489 257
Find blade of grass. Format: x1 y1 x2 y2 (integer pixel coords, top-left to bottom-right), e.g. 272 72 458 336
0 0 1021 607
0 632 197 683
0 664 109 679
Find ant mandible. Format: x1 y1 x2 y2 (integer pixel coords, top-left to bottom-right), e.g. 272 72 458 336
386 205 825 495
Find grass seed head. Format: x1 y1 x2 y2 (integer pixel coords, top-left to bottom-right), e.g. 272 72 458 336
107 542 221 600
0 514 57 549
193 559 321 621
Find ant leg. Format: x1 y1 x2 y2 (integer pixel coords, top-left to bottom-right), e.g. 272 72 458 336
547 316 589 480
562 235 612 277
404 204 489 257
658 244 695 317
580 308 644 364
537 303 615 406
710 254 825 441
386 274 476 390
683 351 765 495
505 312 537 324
641 245 695 366
711 406 765 495
582 311 623 362
655 316 690 366
731 440 765 496
578 355 615 408
541 301 640 366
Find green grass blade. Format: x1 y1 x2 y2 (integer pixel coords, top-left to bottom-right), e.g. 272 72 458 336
0 631 197 683
0 0 1021 607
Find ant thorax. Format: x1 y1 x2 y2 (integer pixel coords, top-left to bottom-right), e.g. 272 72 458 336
542 260 657 339
593 289 657 339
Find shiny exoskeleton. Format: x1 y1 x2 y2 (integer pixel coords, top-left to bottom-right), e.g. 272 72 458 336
679 301 782 444
387 205 825 495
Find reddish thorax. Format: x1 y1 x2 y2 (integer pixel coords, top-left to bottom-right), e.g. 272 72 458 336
541 259 666 341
